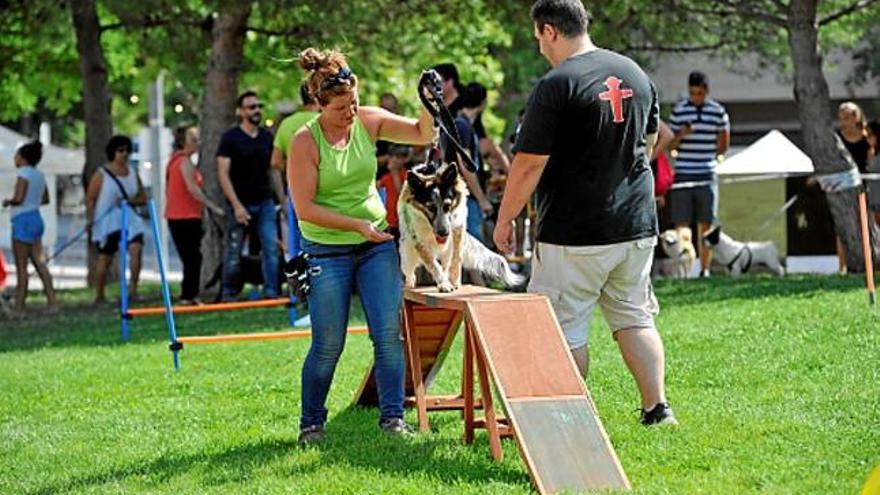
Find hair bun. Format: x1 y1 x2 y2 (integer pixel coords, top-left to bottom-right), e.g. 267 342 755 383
299 48 324 72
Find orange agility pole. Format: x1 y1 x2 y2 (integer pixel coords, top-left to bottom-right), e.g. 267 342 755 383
176 327 369 345
858 192 876 305
127 297 291 318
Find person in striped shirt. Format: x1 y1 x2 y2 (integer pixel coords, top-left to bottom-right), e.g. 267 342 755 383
668 70 730 277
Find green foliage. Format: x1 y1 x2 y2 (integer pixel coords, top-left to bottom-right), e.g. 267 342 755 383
240 0 511 136
0 2 80 120
1 275 878 493
2 0 876 148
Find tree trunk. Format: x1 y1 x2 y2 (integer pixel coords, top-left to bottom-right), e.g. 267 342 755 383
71 0 113 182
198 1 252 300
71 0 114 286
787 0 879 271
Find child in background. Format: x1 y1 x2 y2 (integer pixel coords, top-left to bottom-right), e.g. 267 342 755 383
2 141 58 316
376 144 412 240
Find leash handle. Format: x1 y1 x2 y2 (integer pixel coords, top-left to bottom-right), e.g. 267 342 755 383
417 70 479 173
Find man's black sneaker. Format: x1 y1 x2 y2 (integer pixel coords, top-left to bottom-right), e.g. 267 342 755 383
640 402 678 426
379 418 415 436
298 424 326 445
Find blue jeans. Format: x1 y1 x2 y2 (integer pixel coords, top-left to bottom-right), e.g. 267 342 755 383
299 238 404 429
466 196 485 242
221 199 280 298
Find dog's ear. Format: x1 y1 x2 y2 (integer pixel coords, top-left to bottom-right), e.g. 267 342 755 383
440 161 458 183
407 171 427 192
407 164 432 188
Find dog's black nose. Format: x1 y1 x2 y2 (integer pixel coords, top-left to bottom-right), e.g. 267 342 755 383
436 227 449 237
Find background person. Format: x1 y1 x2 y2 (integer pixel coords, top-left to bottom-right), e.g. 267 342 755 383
834 101 872 272
376 144 412 240
288 48 435 443
668 70 730 277
272 82 320 256
432 63 494 242
2 140 57 315
165 126 224 305
85 135 147 305
217 90 282 300
865 119 880 227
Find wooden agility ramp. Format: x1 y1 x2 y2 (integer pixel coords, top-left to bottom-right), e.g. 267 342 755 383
355 286 630 493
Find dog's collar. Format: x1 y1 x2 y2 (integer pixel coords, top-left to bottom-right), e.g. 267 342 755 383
727 245 753 273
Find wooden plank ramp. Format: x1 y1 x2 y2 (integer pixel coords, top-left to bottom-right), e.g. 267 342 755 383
354 285 630 494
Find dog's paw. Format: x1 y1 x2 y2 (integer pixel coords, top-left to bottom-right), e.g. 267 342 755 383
436 281 456 293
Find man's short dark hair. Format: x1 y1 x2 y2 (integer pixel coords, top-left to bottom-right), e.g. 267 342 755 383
432 63 460 84
530 0 590 37
299 82 314 106
237 90 258 107
105 135 133 161
688 71 709 88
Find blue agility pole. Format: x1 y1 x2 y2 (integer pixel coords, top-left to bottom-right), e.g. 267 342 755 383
119 201 130 341
147 199 181 370
286 197 300 326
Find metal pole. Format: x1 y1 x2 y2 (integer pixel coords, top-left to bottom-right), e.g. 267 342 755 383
120 202 130 341
148 71 169 273
148 199 181 369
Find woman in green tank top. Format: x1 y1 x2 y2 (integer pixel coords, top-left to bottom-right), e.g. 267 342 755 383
288 48 435 443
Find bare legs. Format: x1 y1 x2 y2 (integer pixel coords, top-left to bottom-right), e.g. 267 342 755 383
11 239 57 314
570 327 668 411
93 242 142 304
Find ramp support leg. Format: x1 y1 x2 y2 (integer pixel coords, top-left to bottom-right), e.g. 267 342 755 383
403 302 430 432
469 318 504 462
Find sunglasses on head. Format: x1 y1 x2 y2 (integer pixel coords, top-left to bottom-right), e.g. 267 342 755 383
319 67 354 93
245 103 264 110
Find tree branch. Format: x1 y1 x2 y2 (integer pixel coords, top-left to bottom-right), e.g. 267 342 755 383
101 16 203 32
819 0 880 26
245 25 312 38
626 41 727 53
715 0 788 27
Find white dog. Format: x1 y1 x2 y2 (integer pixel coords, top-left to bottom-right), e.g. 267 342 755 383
659 227 697 278
398 161 524 292
703 225 785 277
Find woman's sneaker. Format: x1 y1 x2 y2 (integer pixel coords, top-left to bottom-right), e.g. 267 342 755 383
379 418 415 436
298 425 326 445
640 402 678 426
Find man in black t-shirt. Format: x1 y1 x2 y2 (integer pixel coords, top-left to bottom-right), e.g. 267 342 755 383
493 0 676 426
217 90 281 301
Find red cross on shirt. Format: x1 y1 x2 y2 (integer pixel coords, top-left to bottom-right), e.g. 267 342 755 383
599 76 633 124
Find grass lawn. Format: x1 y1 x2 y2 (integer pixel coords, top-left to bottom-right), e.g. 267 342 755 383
1 275 878 494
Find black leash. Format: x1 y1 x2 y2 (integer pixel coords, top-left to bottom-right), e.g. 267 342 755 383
417 70 478 173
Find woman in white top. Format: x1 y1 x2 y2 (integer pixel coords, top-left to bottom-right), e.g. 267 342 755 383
85 135 147 305
2 141 57 315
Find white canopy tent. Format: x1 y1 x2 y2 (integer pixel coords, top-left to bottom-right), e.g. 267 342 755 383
716 129 814 176
0 125 84 250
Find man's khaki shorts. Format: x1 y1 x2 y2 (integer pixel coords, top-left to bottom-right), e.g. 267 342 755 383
528 237 660 350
